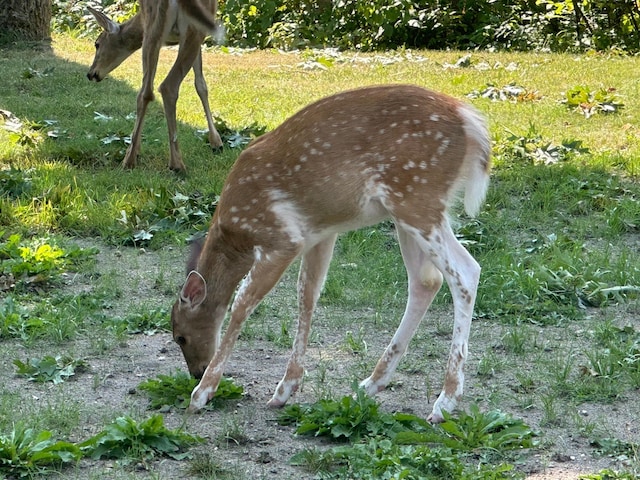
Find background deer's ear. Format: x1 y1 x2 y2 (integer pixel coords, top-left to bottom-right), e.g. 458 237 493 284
180 271 207 308
87 6 120 35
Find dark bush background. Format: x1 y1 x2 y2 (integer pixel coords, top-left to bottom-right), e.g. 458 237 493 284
52 0 640 52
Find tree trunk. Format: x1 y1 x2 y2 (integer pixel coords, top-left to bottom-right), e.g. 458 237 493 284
0 0 51 44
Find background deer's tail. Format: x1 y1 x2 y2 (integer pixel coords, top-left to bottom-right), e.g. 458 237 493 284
178 0 225 43
459 103 492 217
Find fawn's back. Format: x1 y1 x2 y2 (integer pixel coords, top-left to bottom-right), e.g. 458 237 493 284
218 84 489 242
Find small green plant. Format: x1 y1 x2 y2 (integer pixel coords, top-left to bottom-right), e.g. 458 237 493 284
0 295 34 340
187 452 235 479
137 371 243 410
477 350 504 378
208 116 267 149
0 167 32 198
495 125 590 166
278 384 407 442
1 234 64 276
265 317 293 348
115 188 219 246
80 414 203 463
467 83 542 102
2 118 47 148
14 355 87 384
563 86 624 118
0 424 81 477
280 386 535 451
590 437 638 459
591 323 640 387
0 233 97 288
343 328 368 355
217 418 250 446
292 438 521 480
396 405 536 451
21 66 55 79
580 469 640 480
501 326 531 355
286 398 534 480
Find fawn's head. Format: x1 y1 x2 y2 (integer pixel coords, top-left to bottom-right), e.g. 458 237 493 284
170 239 217 378
171 270 223 378
171 234 253 378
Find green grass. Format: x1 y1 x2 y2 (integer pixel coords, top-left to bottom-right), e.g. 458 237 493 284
1 35 640 478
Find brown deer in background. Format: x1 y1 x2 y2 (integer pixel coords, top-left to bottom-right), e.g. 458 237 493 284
171 84 491 423
87 0 223 172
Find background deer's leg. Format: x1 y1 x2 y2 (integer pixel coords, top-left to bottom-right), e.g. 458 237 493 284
192 51 223 152
426 224 480 423
122 26 163 169
189 247 300 411
268 234 338 407
158 31 205 172
361 226 443 395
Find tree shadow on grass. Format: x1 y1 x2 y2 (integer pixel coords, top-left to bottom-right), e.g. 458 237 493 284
0 41 266 242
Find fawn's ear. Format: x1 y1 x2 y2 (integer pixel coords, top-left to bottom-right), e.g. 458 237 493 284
179 271 207 309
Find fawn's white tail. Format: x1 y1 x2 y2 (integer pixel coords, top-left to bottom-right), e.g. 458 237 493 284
459 104 491 216
171 84 491 423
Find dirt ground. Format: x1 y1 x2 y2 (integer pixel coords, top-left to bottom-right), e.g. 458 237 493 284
4 239 639 479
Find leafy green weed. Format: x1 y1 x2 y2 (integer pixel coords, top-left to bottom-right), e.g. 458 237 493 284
0 233 97 289
80 414 203 463
14 355 87 384
283 388 535 479
563 85 624 118
0 424 81 477
138 371 244 410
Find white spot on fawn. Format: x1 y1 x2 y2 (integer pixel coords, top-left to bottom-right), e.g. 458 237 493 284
268 196 304 243
403 160 416 170
437 138 451 156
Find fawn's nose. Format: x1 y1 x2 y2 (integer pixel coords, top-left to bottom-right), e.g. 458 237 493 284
192 366 206 379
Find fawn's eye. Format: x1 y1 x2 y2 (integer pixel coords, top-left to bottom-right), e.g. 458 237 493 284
175 336 186 346
94 41 100 50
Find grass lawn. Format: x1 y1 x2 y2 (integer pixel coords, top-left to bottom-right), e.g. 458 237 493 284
0 35 639 479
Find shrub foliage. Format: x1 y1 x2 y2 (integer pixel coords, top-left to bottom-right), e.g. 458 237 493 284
52 0 640 52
